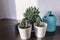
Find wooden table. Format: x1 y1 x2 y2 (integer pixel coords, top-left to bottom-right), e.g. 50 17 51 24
0 19 60 40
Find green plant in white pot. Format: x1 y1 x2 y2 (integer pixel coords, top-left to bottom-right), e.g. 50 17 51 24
34 17 47 38
18 19 32 39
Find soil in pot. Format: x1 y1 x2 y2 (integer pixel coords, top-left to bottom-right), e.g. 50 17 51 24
19 26 30 29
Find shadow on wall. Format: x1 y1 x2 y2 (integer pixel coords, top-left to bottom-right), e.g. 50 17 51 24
53 11 60 26
0 0 17 19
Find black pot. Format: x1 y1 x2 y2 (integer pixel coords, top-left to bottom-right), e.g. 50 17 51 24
29 19 36 32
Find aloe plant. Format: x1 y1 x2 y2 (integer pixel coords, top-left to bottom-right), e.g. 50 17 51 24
19 19 31 28
24 7 40 20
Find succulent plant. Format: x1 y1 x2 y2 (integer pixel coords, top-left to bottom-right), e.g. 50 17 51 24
36 17 44 27
24 7 40 20
19 18 31 28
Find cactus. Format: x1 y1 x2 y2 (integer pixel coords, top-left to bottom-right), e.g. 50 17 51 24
36 17 44 27
24 7 40 20
36 17 40 26
19 19 31 28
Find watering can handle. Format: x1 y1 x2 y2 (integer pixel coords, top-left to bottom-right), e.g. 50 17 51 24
46 11 52 17
38 15 42 21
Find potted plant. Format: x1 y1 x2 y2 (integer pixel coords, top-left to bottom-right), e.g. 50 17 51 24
18 19 32 39
24 7 40 32
34 17 47 38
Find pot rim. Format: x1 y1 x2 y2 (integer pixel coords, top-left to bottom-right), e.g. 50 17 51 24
18 24 32 29
34 22 47 28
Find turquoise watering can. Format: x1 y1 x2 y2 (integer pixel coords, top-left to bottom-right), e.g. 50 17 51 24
43 11 57 32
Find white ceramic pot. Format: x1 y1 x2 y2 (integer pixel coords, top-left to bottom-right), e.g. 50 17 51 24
18 26 32 39
34 23 47 38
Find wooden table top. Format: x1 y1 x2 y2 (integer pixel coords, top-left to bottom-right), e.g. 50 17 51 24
0 19 60 40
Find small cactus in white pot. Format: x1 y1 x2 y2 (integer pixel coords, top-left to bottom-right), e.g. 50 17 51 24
18 19 32 39
34 17 47 38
